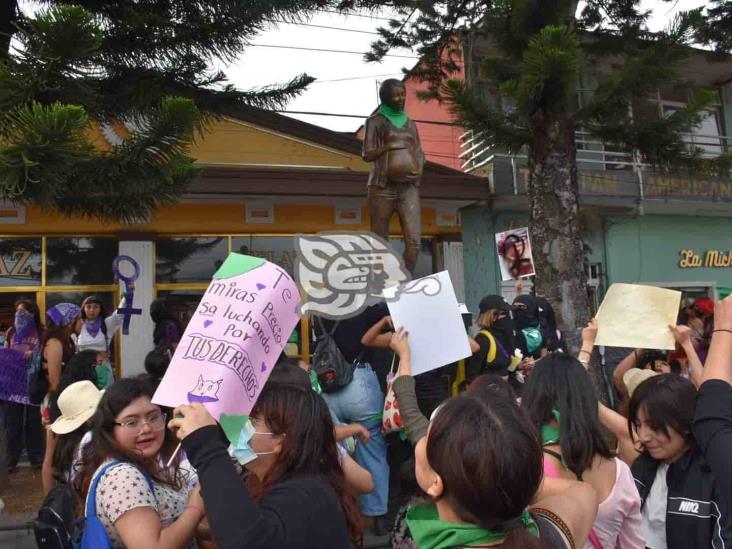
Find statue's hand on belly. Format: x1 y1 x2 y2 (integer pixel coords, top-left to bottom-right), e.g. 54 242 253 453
385 138 420 183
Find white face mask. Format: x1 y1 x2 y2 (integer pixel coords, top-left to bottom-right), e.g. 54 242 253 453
230 419 275 465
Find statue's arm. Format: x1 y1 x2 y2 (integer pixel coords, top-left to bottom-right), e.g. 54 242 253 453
362 117 387 162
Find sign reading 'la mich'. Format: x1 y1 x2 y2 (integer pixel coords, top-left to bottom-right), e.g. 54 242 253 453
679 249 732 269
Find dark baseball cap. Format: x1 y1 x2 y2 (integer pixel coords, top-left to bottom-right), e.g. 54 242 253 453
479 295 512 314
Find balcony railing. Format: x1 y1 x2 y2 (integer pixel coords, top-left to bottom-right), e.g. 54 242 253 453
459 130 731 175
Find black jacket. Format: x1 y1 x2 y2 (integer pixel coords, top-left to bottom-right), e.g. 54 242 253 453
183 425 351 549
632 449 732 548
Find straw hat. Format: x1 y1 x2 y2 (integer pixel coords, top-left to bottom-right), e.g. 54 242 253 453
622 368 659 398
49 381 104 435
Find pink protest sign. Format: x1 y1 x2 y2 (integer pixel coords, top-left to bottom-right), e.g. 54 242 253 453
152 253 301 418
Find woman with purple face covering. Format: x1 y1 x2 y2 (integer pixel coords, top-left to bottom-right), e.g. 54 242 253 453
40 302 79 494
3 300 44 473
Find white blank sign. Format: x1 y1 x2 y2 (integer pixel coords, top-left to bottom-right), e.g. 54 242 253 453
385 271 472 375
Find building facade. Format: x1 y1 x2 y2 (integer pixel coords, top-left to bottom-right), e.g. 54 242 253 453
0 107 488 376
427 43 732 313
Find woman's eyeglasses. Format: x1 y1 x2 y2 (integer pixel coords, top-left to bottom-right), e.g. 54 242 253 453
115 412 167 433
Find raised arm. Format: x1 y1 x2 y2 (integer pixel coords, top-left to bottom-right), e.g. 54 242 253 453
670 324 704 388
612 348 642 396
389 327 430 445
580 320 639 466
692 296 732 491
361 315 393 348
701 295 732 385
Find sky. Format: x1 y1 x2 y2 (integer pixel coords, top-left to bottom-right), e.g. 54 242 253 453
17 1 712 133
223 0 710 133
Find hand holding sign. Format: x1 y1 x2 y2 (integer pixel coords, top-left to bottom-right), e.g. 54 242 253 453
153 253 301 418
595 284 681 350
112 255 142 335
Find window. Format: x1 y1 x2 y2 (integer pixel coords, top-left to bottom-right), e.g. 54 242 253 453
46 238 118 286
155 289 205 332
389 238 435 279
155 237 228 284
45 291 115 313
0 238 42 287
231 236 297 275
664 106 723 157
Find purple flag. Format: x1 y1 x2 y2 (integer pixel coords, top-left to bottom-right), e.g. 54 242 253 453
0 348 31 405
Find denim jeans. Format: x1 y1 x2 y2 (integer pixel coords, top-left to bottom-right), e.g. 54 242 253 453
323 364 388 516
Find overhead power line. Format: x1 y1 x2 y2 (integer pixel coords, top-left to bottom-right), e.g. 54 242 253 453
315 9 393 21
250 44 417 59
268 20 379 35
311 73 402 84
278 110 459 127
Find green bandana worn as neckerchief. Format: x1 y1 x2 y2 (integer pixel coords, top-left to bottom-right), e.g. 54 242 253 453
406 504 539 549
540 409 561 446
378 103 408 128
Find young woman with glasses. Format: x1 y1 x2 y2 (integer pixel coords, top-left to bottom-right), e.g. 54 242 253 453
76 377 204 548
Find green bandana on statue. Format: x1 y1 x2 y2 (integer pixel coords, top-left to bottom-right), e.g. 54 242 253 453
406 504 539 549
378 103 408 128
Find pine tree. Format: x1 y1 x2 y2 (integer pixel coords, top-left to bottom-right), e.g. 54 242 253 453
363 0 731 349
0 1 334 222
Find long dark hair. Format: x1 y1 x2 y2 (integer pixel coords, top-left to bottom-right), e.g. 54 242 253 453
50 350 99 421
150 297 181 346
627 374 696 453
427 383 546 549
51 351 100 479
248 384 362 542
11 298 42 333
522 353 614 480
41 318 75 357
80 295 108 337
76 377 180 497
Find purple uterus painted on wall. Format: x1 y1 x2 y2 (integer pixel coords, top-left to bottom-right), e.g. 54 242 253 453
187 375 223 403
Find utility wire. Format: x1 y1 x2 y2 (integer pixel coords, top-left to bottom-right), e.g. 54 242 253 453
279 109 459 126
315 9 393 21
250 44 417 59
267 20 379 34
311 73 403 83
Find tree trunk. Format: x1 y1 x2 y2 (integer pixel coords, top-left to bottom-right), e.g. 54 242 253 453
528 114 590 353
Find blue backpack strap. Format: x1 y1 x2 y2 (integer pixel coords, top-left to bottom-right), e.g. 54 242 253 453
86 461 157 518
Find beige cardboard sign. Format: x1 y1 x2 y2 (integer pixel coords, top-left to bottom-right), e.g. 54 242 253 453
595 283 681 350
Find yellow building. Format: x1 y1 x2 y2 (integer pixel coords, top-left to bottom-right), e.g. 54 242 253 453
0 106 488 376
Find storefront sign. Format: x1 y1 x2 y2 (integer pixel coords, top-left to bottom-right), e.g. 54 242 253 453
679 249 732 268
0 251 34 278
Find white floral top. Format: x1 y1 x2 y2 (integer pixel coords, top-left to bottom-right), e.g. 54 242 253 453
88 460 197 548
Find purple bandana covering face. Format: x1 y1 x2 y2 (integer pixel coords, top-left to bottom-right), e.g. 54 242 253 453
84 318 102 338
13 309 36 346
46 303 81 327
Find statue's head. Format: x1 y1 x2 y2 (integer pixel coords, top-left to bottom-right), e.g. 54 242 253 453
379 79 406 111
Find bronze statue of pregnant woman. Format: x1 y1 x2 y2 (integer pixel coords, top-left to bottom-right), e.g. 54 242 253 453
362 79 425 274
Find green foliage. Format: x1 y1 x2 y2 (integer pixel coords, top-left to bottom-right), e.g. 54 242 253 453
0 0 340 221
362 0 729 174
516 25 580 115
693 0 732 53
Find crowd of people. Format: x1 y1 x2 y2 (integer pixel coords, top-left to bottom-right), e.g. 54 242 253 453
3 284 732 549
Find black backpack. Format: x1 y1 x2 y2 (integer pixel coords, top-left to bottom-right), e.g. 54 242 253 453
27 345 49 405
312 317 356 393
33 481 78 549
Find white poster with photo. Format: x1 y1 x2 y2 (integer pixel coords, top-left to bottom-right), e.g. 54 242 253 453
384 271 472 375
495 227 536 281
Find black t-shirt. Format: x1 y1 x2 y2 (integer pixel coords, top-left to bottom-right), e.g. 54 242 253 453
694 379 732 504
467 330 512 381
313 303 389 364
